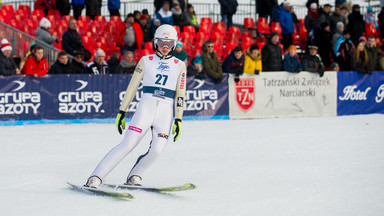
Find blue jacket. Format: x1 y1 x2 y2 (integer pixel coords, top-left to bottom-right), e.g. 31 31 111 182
222 50 244 74
282 53 302 72
279 6 294 34
71 0 85 5
108 0 120 10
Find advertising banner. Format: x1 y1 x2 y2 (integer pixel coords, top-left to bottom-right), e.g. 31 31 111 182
337 72 384 115
228 72 338 119
0 75 229 125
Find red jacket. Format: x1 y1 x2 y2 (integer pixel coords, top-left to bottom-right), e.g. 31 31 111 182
115 21 143 50
21 56 48 77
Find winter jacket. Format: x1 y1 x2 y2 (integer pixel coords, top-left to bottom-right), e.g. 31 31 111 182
328 12 346 33
271 4 280 22
222 50 244 74
71 0 85 5
279 6 294 34
107 56 120 74
332 29 342 48
172 9 190 30
70 60 85 74
115 21 143 50
0 52 18 76
261 40 282 71
108 0 120 10
347 9 365 42
172 50 188 65
84 61 110 74
62 29 84 55
156 8 173 25
35 27 57 46
315 28 333 67
34 0 56 11
140 22 152 43
218 0 238 15
21 55 48 77
301 53 325 74
336 40 354 71
85 0 102 17
282 53 302 72
304 10 319 35
256 0 277 16
378 10 384 38
201 42 223 83
56 0 71 16
116 60 136 74
350 52 370 74
48 59 73 74
366 45 379 71
243 48 262 74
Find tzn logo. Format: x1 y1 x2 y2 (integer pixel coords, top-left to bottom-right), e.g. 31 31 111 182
58 80 104 113
0 81 41 115
339 85 371 101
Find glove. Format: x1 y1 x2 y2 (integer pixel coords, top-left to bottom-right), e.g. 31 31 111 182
172 119 182 142
234 75 240 83
115 110 126 134
254 70 260 75
318 70 324 77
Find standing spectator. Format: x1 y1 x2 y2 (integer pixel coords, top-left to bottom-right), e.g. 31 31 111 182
305 3 319 38
35 18 57 46
291 6 300 33
218 0 238 29
318 4 332 26
21 45 48 78
201 40 223 83
340 5 349 25
133 10 142 23
306 0 318 10
107 52 120 74
365 7 377 28
329 4 346 33
350 40 370 74
366 35 379 72
70 50 85 73
222 45 244 74
332 22 344 47
108 0 120 17
256 0 277 19
261 31 282 71
334 30 354 71
116 13 144 55
172 42 188 65
279 1 294 51
62 18 85 55
151 19 162 39
0 39 20 76
186 4 199 31
139 15 152 43
154 0 173 13
315 22 332 68
244 44 262 75
34 0 56 16
335 0 346 8
282 45 302 72
156 1 173 25
301 45 325 77
56 0 71 16
172 3 189 30
116 51 136 74
71 0 85 20
86 0 102 20
48 51 73 74
84 48 110 74
187 54 206 80
347 5 365 43
271 3 281 22
378 7 384 39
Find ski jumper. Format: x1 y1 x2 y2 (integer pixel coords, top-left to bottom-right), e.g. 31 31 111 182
90 53 186 181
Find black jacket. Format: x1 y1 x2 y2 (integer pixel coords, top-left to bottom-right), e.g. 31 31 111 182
301 53 325 74
62 29 84 55
347 10 365 42
70 60 85 74
218 0 238 15
48 59 73 74
0 52 18 76
107 57 120 74
261 40 282 71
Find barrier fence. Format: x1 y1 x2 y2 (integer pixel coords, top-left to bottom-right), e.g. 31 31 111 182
1 72 383 125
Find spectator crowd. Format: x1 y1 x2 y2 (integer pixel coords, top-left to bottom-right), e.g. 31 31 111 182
2 0 384 80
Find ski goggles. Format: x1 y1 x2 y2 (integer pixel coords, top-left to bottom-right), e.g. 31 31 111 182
156 39 175 48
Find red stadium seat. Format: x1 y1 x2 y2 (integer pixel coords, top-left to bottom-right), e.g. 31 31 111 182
271 22 282 39
95 15 107 24
201 17 212 25
62 15 74 22
1 4 15 14
183 25 196 39
228 26 241 39
214 21 227 39
78 15 91 23
82 36 94 50
48 10 61 18
110 16 122 23
144 42 154 50
32 9 44 19
243 17 256 29
226 32 240 44
198 24 212 37
257 41 266 50
16 9 30 19
365 23 378 37
173 25 181 39
18 5 31 13
257 17 270 35
211 31 225 44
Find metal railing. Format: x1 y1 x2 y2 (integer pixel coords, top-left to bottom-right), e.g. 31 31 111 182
1 21 63 67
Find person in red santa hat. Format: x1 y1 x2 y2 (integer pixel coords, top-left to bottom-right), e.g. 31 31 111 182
0 39 20 76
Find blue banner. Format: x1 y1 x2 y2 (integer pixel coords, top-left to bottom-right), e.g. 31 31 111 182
0 74 229 125
337 72 384 115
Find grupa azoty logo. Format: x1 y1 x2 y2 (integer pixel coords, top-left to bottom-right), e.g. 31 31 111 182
184 79 219 111
0 81 41 115
58 80 104 113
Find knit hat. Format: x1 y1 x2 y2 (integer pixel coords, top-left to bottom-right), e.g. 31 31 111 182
283 1 290 6
193 54 202 65
39 17 51 28
320 22 329 29
367 7 373 13
250 43 259 51
336 22 344 29
1 39 12 52
95 48 105 57
270 31 279 39
176 41 183 48
330 62 339 70
310 3 317 9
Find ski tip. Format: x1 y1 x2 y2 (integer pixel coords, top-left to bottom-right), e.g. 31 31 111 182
184 183 197 190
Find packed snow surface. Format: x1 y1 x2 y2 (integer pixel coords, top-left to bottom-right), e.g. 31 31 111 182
1 114 384 216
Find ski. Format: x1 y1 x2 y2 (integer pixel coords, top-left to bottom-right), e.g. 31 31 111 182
67 182 134 200
102 183 197 193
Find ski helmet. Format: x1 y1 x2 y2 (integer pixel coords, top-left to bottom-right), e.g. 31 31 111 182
154 24 178 50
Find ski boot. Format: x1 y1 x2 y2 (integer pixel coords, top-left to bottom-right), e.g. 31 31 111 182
85 176 102 188
126 175 142 186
